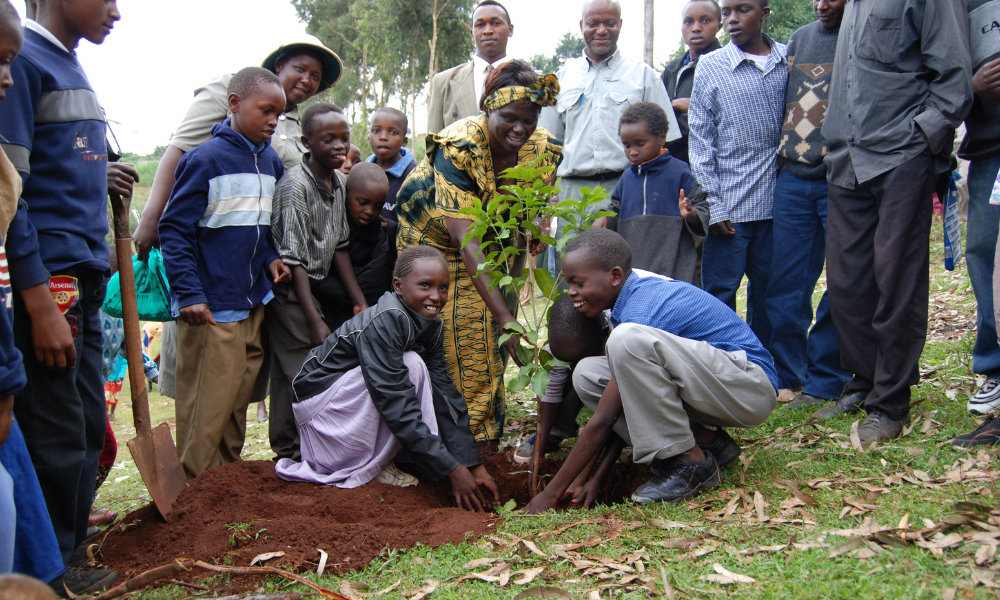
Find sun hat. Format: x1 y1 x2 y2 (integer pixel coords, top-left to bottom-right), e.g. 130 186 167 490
262 34 343 93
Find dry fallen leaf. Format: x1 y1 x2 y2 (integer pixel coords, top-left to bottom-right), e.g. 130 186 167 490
316 548 329 577
409 579 440 600
754 491 769 522
517 540 549 558
372 579 402 597
338 581 369 598
649 518 700 530
976 544 996 566
829 538 865 558
778 480 820 507
463 557 502 570
512 567 546 586
513 586 573 599
941 588 956 600
850 421 864 451
712 563 756 584
660 565 676 600
249 551 284 566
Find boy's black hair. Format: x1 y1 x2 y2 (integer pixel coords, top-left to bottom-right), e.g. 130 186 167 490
548 294 609 363
564 228 632 274
346 162 389 197
619 102 670 137
394 245 447 280
0 0 19 25
228 67 281 100
685 0 722 20
301 101 345 140
372 107 409 136
474 0 512 25
481 59 538 111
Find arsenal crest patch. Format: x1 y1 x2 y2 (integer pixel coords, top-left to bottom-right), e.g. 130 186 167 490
48 276 80 314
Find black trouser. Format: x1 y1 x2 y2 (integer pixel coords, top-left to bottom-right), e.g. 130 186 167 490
826 152 936 421
13 269 106 563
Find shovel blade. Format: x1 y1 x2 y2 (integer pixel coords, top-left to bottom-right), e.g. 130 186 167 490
126 422 186 520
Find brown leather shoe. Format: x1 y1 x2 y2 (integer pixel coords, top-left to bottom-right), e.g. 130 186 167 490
857 410 908 445
812 391 866 419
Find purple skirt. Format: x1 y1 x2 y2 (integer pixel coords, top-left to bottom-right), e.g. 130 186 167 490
275 351 438 488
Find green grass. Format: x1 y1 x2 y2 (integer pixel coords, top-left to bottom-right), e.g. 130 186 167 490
97 216 1000 599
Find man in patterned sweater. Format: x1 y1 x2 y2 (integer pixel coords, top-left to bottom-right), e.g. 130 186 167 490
764 0 852 411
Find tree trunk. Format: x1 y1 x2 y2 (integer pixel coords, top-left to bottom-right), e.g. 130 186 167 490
643 0 654 67
427 0 454 81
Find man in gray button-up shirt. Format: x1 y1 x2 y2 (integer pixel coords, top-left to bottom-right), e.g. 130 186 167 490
538 0 680 282
817 0 972 443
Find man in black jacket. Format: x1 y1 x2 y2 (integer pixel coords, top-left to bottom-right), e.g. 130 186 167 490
661 0 722 164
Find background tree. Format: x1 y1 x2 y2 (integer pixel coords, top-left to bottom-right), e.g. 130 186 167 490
291 0 474 138
530 33 586 75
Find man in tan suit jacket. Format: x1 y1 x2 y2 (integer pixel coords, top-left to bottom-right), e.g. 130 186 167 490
427 1 514 134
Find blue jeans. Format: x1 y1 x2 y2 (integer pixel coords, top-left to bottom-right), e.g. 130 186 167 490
0 420 63 581
966 156 1000 377
765 171 851 399
702 219 773 350
13 269 107 564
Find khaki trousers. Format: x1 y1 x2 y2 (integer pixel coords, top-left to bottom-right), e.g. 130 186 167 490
175 304 265 478
573 323 776 465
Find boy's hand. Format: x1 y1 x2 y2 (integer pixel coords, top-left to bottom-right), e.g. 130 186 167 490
269 259 292 284
179 303 217 326
471 464 500 506
569 478 602 509
709 220 735 236
21 284 76 371
973 58 1000 102
0 395 13 449
107 162 140 199
448 465 487 512
309 320 332 347
523 489 559 514
679 190 696 222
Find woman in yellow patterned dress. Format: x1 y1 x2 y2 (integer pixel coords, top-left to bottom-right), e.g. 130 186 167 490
396 61 561 447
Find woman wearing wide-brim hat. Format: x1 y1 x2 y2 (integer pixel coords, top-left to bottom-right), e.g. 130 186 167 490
132 36 342 426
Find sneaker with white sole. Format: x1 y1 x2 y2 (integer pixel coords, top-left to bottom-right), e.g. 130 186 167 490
376 462 418 487
968 377 1000 414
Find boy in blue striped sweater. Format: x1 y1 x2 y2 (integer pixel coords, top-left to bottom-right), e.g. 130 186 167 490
159 67 291 479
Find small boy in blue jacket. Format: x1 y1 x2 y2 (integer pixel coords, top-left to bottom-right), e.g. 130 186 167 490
611 102 709 286
159 67 292 479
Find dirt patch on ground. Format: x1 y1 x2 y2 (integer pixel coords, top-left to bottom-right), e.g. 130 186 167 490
98 453 644 588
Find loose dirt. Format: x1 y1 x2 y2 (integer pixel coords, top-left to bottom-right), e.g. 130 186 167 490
98 452 643 588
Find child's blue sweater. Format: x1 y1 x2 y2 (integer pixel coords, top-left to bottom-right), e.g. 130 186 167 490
0 29 110 290
159 121 283 312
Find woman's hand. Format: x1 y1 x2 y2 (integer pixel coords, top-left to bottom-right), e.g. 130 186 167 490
528 238 547 256
448 465 487 512
500 325 525 367
471 464 500 506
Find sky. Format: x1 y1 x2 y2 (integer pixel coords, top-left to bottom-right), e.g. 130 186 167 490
12 0 686 155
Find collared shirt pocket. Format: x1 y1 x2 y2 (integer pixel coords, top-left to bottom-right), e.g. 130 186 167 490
858 16 904 66
557 88 584 114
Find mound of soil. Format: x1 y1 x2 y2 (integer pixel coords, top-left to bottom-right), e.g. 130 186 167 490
100 452 644 583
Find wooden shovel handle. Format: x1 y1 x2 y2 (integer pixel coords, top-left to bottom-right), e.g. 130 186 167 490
110 193 152 436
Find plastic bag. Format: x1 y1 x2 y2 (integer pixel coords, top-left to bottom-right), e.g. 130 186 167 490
102 248 174 321
944 170 964 271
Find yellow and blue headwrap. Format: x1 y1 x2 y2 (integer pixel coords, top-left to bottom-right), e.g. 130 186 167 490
482 73 560 112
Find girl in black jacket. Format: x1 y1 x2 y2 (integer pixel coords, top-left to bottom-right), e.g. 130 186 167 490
277 246 499 511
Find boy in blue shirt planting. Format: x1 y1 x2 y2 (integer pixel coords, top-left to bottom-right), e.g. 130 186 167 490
525 229 777 510
159 67 291 479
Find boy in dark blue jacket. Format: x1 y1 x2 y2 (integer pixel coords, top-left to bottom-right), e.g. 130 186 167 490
0 0 136 592
611 102 709 285
159 67 291 479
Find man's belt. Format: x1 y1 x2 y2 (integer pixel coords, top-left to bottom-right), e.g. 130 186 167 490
570 170 624 182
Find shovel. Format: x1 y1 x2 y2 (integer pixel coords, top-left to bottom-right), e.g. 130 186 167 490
110 192 186 519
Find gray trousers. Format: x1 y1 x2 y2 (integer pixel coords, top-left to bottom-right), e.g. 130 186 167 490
573 324 776 465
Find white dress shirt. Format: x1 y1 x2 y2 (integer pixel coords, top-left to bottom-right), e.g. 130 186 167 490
472 54 513 107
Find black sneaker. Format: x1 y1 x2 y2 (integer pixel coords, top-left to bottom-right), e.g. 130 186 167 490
50 567 118 597
951 416 1000 447
968 377 1000 414
813 390 867 419
699 428 741 468
630 451 721 504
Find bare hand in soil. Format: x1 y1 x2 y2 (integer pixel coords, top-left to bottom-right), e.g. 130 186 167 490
569 478 601 509
523 490 559 514
470 464 500 506
448 465 486 512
